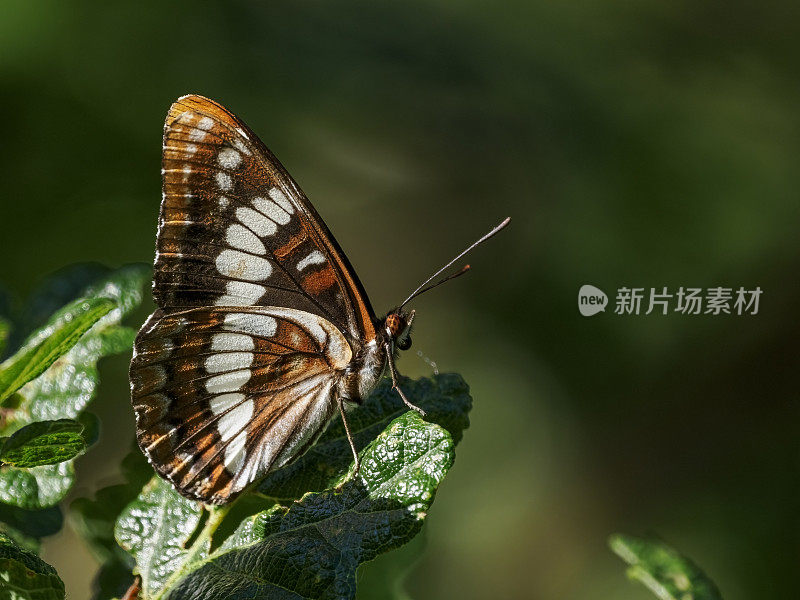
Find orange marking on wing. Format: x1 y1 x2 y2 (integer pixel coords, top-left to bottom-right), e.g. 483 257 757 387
304 222 378 341
261 355 317 381
163 142 202 161
160 208 197 228
163 182 193 195
189 462 233 497
273 232 307 259
303 265 337 295
265 321 317 353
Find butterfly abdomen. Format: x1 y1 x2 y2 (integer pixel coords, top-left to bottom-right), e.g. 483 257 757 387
339 339 386 404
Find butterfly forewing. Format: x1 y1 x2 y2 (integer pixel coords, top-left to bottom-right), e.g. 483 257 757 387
158 95 377 343
132 95 384 504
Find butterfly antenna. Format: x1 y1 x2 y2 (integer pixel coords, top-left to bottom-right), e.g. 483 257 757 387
399 217 511 308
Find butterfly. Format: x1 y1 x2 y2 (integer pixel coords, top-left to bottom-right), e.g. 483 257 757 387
129 94 509 504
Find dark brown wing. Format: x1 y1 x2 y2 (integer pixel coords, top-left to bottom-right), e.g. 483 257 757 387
131 306 351 504
157 94 377 345
131 95 386 504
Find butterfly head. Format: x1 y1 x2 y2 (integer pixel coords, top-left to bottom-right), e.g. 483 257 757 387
383 309 415 351
380 218 512 355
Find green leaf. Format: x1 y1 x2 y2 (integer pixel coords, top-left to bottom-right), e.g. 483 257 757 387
115 478 204 600
115 375 470 600
0 318 10 359
0 532 65 599
7 263 117 350
0 503 63 554
77 412 101 447
609 534 723 600
0 419 86 468
180 412 453 600
257 373 471 501
97 325 138 354
0 264 149 510
1 263 150 429
0 504 62 541
119 409 457 600
0 297 115 405
0 463 74 511
0 394 23 411
71 448 154 600
73 447 153 560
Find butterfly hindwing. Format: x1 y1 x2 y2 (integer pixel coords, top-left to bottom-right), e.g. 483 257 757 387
130 306 352 503
158 94 377 344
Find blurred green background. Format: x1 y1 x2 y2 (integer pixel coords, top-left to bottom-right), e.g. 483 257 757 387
1 1 797 598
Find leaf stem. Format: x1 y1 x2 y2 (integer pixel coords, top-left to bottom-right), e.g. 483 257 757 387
152 503 232 600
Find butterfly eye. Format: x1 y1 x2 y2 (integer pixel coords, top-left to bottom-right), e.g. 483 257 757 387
385 313 405 338
397 336 412 351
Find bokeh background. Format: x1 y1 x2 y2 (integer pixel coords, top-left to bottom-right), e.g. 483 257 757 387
1 1 797 598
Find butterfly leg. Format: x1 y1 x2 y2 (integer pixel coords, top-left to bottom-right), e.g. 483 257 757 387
385 343 427 417
338 397 361 478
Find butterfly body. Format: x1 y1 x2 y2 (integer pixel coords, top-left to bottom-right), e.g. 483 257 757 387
130 95 422 504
